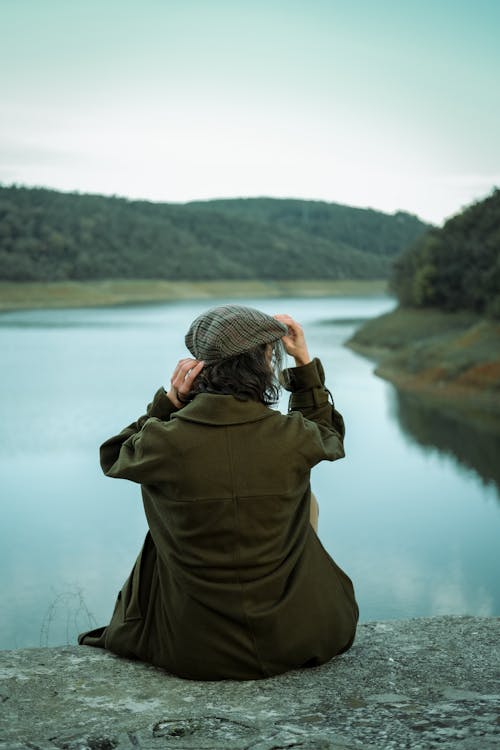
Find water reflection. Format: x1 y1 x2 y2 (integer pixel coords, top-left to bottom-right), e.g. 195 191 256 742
391 390 500 494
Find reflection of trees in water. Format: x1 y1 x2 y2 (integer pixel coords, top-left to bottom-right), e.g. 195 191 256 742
391 391 500 493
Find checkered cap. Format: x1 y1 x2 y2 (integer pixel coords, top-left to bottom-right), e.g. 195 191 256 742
185 305 288 364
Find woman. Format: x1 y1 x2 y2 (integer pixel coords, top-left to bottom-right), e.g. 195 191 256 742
79 305 358 680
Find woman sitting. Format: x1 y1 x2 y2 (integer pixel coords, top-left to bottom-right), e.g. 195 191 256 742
79 305 358 680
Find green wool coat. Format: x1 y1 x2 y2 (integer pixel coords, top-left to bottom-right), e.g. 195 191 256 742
78 358 359 680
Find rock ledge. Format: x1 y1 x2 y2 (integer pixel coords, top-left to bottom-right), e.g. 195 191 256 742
1 616 499 750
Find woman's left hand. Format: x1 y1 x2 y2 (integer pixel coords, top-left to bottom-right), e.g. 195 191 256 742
167 358 204 408
273 314 311 366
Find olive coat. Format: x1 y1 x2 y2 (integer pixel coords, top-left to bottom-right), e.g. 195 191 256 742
79 358 358 680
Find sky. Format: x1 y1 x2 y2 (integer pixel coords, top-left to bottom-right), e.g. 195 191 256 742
1 0 499 225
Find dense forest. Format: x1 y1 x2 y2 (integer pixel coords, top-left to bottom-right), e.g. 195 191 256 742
0 185 429 282
391 189 500 318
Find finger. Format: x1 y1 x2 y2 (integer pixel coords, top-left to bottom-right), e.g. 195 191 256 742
273 313 294 326
175 360 205 393
190 359 205 376
170 359 202 387
170 358 194 380
283 325 301 344
182 360 204 382
274 314 302 336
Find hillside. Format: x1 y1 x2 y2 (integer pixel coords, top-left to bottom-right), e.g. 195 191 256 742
391 188 500 318
0 185 429 282
348 191 500 431
187 196 426 257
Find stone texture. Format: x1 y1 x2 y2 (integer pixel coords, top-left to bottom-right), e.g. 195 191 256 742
0 616 499 750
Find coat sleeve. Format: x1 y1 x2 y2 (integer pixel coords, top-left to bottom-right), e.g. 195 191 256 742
282 358 345 467
99 387 178 483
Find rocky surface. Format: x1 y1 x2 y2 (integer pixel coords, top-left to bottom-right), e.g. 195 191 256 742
0 616 499 750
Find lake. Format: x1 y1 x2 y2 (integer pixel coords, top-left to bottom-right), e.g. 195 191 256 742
0 295 499 650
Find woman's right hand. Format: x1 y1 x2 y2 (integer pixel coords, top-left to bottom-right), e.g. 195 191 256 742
166 358 204 408
273 314 311 367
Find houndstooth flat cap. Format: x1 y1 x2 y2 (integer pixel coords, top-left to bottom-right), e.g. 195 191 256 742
185 305 288 364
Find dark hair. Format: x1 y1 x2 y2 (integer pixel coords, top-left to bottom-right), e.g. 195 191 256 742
186 340 284 406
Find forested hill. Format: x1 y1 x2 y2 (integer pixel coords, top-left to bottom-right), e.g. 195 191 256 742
0 185 430 282
391 189 500 318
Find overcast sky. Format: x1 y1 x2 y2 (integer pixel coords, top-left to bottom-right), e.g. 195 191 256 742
1 0 499 224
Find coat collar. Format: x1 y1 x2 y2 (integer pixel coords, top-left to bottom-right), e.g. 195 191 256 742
171 393 279 426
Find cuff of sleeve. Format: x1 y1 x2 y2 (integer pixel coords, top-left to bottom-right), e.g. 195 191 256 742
282 357 325 392
147 387 180 419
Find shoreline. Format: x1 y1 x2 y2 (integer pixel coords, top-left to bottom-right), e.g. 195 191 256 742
0 278 388 312
347 307 500 434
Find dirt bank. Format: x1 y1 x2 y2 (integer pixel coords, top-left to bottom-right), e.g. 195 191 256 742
347 308 500 433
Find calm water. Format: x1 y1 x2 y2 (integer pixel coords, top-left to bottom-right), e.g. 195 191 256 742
1 296 499 650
